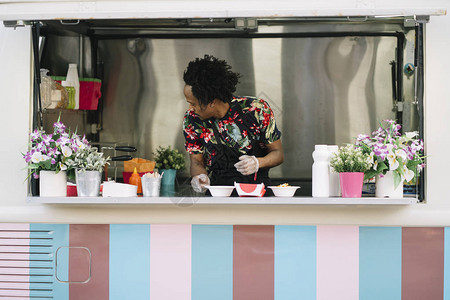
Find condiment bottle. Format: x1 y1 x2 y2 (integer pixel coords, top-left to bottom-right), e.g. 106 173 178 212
312 144 330 197
65 64 80 110
129 167 142 194
328 145 341 197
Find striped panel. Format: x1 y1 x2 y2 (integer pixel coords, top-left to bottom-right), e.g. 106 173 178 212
110 225 150 300
317 225 359 300
402 227 444 300
150 224 191 300
274 225 316 300
30 224 69 300
0 224 30 299
359 227 401 300
192 225 233 300
233 225 274 300
69 225 110 300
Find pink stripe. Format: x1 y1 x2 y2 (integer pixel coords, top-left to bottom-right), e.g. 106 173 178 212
0 282 30 289
0 239 31 246
0 232 30 238
0 267 33 274
0 260 29 267
0 253 30 260
0 290 29 296
0 275 30 282
150 224 191 300
0 224 29 230
0 246 30 252
317 225 359 300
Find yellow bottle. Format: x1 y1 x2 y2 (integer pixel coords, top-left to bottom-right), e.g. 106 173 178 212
129 167 142 194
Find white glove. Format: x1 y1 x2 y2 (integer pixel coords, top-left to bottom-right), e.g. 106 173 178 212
234 155 259 176
191 174 210 193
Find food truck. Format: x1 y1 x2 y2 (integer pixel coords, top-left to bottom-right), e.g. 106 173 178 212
0 0 449 299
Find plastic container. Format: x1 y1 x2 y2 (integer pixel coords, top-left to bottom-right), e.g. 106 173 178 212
39 69 52 109
61 81 75 109
328 145 341 197
129 167 142 194
52 76 102 110
312 144 330 197
65 64 80 110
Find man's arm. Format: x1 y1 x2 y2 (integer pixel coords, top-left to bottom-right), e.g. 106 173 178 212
257 139 284 169
190 153 207 177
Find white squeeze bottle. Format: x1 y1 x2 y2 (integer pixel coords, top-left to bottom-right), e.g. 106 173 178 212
66 64 80 110
328 145 341 197
312 144 330 197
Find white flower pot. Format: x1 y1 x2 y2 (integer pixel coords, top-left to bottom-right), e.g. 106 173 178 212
75 170 101 197
39 170 67 197
375 171 403 198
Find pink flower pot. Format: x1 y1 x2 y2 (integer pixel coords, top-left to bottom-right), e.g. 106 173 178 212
339 172 364 198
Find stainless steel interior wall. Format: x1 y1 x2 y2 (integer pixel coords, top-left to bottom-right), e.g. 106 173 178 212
40 23 417 179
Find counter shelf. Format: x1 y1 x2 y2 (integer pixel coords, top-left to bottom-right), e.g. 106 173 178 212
26 196 418 205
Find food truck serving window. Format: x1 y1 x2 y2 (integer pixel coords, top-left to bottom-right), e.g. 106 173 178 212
16 16 427 202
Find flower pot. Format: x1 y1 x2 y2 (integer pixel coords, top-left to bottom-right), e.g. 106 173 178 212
39 170 67 197
375 171 403 198
160 169 176 186
339 172 364 198
75 170 101 197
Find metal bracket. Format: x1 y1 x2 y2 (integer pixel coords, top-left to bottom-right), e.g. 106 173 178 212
3 20 25 29
235 18 258 30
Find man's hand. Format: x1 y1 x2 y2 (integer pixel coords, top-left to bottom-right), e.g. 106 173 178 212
191 173 210 192
234 155 259 175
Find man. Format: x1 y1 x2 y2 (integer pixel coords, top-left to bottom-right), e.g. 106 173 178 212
182 54 284 193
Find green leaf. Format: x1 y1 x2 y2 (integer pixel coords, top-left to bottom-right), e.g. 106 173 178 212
393 171 402 188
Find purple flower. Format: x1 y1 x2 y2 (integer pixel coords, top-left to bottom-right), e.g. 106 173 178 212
23 150 33 163
53 121 66 134
51 158 56 164
33 173 39 179
30 129 41 141
42 134 54 145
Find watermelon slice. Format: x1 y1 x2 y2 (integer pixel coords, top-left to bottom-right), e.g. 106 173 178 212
234 182 266 197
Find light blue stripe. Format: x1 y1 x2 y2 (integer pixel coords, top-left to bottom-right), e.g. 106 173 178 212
359 227 401 300
274 225 316 300
30 224 69 300
192 225 233 300
444 227 450 300
110 224 150 300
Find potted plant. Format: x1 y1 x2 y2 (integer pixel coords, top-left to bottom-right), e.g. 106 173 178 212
22 119 89 197
356 120 425 198
330 144 373 198
68 146 110 196
153 146 185 186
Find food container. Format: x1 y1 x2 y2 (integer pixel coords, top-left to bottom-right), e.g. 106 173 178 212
234 182 266 197
268 186 300 197
142 176 161 197
102 181 137 197
205 185 235 197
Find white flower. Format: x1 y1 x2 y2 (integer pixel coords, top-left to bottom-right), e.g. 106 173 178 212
373 159 378 171
59 161 67 171
405 131 418 139
402 165 415 182
395 149 407 161
31 151 45 163
62 146 73 157
387 151 399 170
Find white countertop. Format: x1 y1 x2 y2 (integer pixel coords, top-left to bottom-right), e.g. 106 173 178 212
26 196 418 205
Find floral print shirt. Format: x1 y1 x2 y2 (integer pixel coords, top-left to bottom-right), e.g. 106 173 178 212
183 96 281 168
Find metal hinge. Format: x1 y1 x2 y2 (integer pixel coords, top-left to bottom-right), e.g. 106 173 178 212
3 20 26 29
